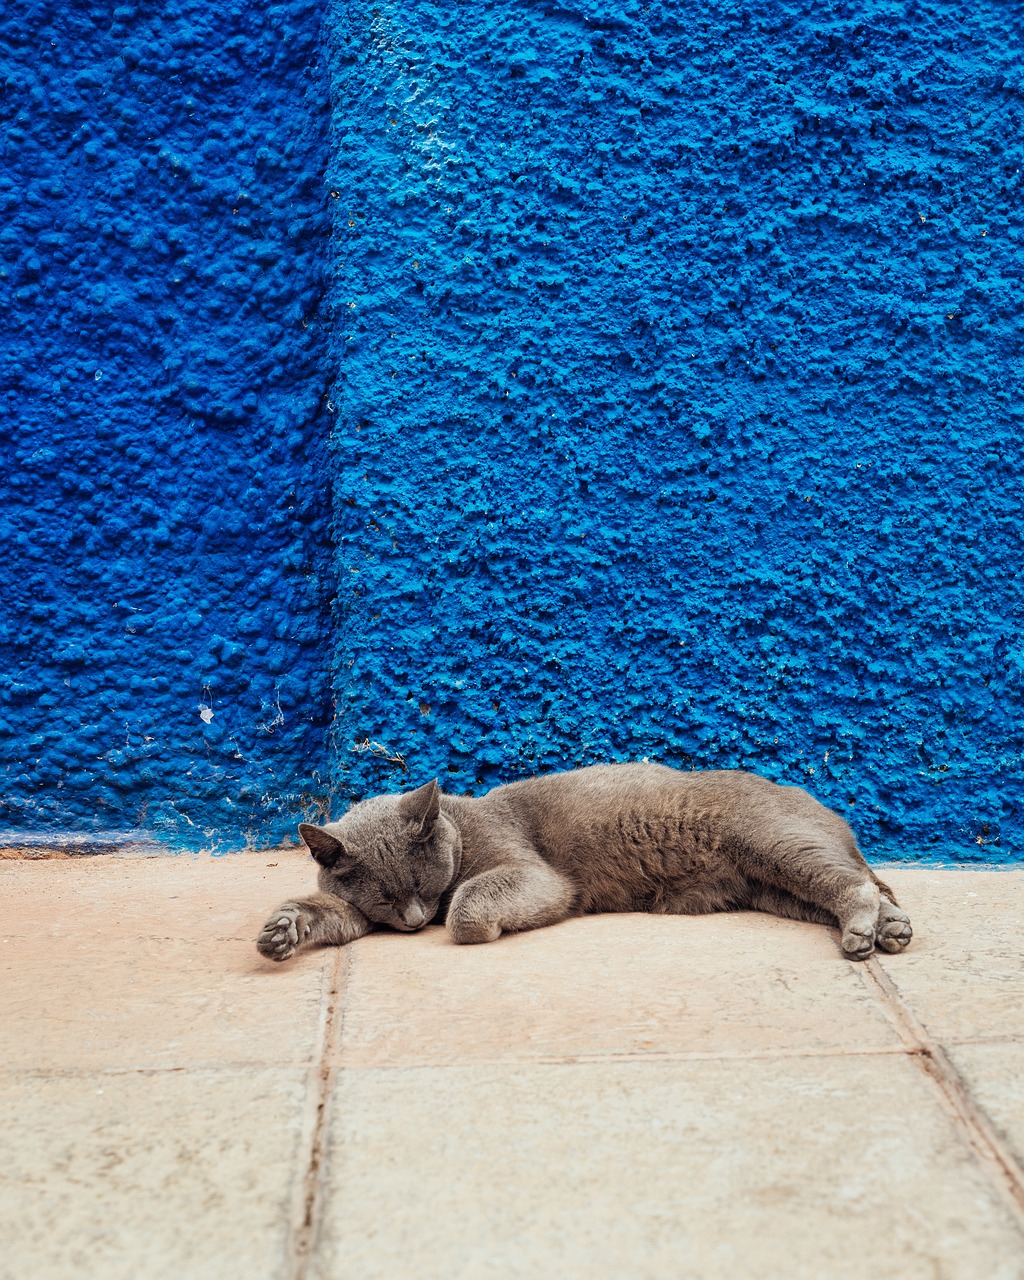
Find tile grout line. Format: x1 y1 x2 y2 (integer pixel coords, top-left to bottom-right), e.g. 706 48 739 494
8 1036 1024 1079
333 1043 916 1070
285 948 348 1280
862 956 1024 1232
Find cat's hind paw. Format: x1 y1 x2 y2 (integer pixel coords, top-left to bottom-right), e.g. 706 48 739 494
257 903 309 961
840 924 875 960
876 908 913 954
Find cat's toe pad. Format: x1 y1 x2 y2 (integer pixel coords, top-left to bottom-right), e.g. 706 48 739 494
841 926 875 960
876 913 912 953
257 905 306 961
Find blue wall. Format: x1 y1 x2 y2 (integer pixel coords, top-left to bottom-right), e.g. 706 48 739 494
3 1 1021 859
325 1 1022 861
0 0 334 848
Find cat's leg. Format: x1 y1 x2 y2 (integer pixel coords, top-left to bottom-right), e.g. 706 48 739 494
745 881 915 954
744 883 836 926
745 833 892 959
257 892 371 961
446 861 575 944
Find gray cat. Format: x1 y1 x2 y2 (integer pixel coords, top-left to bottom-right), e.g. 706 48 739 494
257 764 911 962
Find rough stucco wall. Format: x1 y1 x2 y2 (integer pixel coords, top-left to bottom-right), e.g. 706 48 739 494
0 0 333 848
326 1 1022 860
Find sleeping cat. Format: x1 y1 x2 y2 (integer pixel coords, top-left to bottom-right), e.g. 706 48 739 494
257 764 912 963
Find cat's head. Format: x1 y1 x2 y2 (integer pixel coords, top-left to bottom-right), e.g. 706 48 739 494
298 780 460 932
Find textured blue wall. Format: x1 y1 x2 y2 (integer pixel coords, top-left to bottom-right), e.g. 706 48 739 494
1 0 333 848
325 1 1022 860
3 1 1021 859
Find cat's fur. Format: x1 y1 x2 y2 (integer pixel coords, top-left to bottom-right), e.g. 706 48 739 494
257 764 911 962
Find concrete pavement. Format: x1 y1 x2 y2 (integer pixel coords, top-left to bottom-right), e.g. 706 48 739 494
1 853 1023 1279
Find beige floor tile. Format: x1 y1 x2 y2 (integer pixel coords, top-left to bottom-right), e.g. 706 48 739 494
872 869 1024 1042
3 857 1023 1280
0 1067 306 1280
334 911 901 1067
947 1041 1024 1171
0 852 329 1070
314 1056 1024 1280
0 847 313 938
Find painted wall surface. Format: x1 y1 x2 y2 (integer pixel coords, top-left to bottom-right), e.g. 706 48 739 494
0 0 333 848
3 1 1020 860
325 1 1022 860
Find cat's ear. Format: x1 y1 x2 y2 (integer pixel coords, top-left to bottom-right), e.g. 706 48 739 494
398 779 441 840
298 823 351 870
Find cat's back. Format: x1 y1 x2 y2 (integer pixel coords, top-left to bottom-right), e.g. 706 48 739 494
489 761 771 818
483 762 790 852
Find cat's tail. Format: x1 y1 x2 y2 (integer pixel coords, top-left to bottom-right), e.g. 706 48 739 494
867 869 899 906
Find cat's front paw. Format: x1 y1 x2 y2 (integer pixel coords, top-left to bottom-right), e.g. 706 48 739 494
447 914 501 945
257 903 310 961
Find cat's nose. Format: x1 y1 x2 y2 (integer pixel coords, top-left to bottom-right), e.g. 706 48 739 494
401 902 426 930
